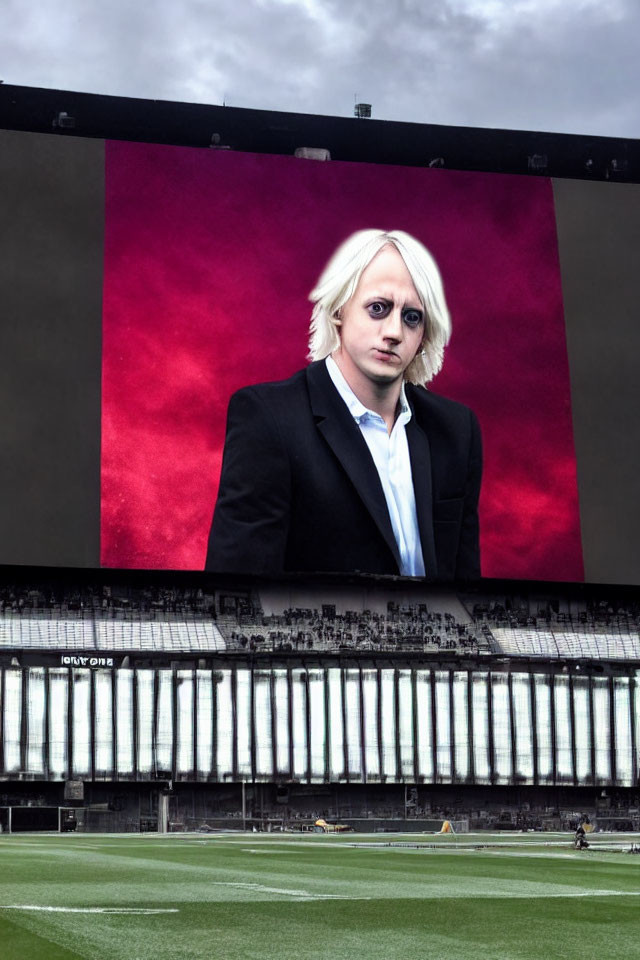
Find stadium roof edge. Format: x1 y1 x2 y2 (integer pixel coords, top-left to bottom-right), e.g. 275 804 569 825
0 83 638 183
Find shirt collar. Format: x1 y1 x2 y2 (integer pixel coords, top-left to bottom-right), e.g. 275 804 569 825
325 355 412 426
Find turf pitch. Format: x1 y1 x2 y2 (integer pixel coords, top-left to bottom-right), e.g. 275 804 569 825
1 831 639 959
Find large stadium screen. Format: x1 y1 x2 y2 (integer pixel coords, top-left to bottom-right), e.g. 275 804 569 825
1 123 639 584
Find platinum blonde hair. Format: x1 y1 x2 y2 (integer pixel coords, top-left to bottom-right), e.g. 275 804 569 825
308 229 451 386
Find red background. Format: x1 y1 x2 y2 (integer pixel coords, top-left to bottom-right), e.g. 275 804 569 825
101 141 583 580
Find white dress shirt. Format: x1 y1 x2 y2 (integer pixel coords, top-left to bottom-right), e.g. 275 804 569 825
326 356 425 577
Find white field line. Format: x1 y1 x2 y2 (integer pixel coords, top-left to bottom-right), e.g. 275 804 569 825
208 881 370 899
480 848 639 859
0 905 179 914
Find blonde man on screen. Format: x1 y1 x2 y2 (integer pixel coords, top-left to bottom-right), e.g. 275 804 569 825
206 229 482 580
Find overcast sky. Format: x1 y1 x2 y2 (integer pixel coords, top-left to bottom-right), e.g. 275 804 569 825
2 0 639 138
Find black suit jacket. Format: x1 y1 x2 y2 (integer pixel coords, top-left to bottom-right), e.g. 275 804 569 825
206 360 481 580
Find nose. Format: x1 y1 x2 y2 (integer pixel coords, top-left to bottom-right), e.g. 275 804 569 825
381 307 403 342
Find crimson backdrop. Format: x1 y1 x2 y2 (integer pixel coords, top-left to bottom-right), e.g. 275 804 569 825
101 141 583 580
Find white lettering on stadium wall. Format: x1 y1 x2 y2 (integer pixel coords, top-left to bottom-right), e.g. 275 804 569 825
60 655 114 667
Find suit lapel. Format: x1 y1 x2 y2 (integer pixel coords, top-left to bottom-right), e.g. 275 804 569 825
405 389 437 579
306 361 401 570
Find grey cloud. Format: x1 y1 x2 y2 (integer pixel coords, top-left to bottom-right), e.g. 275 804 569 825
1 0 639 137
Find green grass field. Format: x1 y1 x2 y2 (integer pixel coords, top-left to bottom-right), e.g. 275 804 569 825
2 831 639 959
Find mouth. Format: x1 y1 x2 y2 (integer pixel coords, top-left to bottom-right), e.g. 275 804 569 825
372 348 399 362
373 349 400 365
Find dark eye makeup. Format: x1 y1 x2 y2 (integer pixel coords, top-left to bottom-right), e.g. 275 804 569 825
366 300 423 327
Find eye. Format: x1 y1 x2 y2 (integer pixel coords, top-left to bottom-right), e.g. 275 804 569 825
367 300 390 319
403 308 424 328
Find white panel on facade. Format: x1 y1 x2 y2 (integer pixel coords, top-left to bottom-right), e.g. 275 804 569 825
116 669 134 776
273 670 289 777
511 673 533 783
398 670 414 780
435 671 451 781
635 672 640 786
196 670 213 777
94 670 113 777
216 670 233 780
380 669 397 780
362 669 380 780
236 670 252 778
26 668 46 775
48 668 68 777
292 669 307 780
573 678 591 784
534 675 553 783
156 671 174 772
176 670 194 775
72 670 91 777
254 670 273 778
592 677 611 782
452 672 469 781
346 669 362 779
614 678 632 787
328 668 344 781
4 669 22 773
491 674 512 784
472 673 490 783
554 675 572 781
415 670 433 781
136 670 154 776
308 670 326 781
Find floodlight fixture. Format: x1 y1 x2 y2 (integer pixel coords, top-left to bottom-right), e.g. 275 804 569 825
527 153 548 173
209 132 231 149
294 146 331 161
354 102 372 119
53 111 76 130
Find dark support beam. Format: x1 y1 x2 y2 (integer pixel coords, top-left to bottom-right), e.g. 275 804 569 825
89 669 96 781
286 667 294 780
568 673 577 786
376 666 384 781
394 668 401 783
192 669 198 781
530 673 538 786
430 670 438 784
549 673 557 786
304 670 311 784
411 669 419 783
132 670 139 781
588 674 596 786
487 673 495 786
324 667 331 782
0 670 5 775
609 676 617 785
270 670 278 781
231 669 238 782
341 667 349 782
448 670 455 783
250 667 256 783
20 668 28 776
212 669 218 782
44 668 51 780
630 674 637 786
358 664 367 783
508 673 517 786
66 668 73 781
467 670 475 783
171 669 178 782
111 670 118 780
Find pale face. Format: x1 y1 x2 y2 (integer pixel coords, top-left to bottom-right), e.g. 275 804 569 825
333 245 425 394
